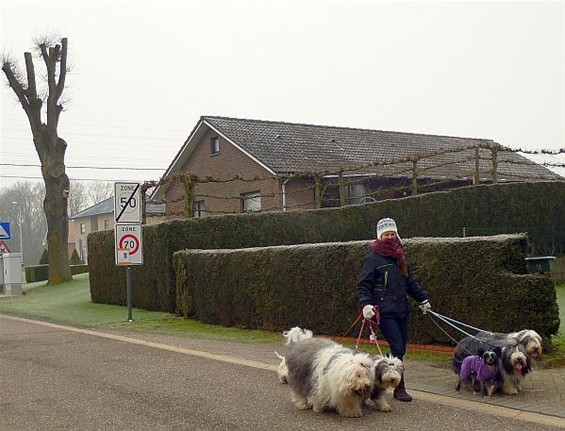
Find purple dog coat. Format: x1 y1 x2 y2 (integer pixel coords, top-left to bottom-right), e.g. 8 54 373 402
460 355 497 382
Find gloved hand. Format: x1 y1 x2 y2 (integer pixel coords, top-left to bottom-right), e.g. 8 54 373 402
419 299 431 315
362 304 376 319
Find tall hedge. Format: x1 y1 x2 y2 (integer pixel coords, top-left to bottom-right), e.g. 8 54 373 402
88 181 565 312
174 234 560 346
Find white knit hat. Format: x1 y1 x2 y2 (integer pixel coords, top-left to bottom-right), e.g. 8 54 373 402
376 218 400 240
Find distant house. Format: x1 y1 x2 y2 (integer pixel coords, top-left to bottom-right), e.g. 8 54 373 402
150 116 561 218
69 197 165 263
69 198 114 263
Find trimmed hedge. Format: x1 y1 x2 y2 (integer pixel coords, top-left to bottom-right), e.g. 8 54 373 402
88 181 565 313
174 234 560 347
25 264 89 283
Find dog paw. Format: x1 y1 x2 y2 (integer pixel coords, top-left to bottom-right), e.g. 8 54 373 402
373 398 392 412
312 403 325 413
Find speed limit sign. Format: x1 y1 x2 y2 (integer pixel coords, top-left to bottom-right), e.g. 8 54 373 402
115 224 143 265
114 182 142 224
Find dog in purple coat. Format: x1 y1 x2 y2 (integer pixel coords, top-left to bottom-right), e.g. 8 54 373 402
456 346 502 398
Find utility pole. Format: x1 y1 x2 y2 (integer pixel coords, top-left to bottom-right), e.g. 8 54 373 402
12 201 23 266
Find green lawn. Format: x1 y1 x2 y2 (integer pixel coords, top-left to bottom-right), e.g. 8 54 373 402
1 274 563 364
0 273 283 344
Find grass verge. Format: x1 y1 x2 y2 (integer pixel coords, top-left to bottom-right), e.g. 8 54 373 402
0 273 563 365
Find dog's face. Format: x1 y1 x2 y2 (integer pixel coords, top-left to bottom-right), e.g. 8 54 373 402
503 343 530 375
480 346 501 367
346 356 375 397
513 330 543 358
371 354 404 391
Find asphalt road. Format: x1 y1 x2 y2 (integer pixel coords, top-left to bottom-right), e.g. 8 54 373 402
0 315 562 431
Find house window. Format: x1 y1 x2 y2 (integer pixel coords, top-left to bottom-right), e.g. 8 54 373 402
345 183 367 205
211 137 220 155
80 223 86 234
104 219 110 230
194 200 206 218
241 191 261 213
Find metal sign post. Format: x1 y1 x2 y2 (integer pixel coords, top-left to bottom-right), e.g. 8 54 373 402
126 266 133 321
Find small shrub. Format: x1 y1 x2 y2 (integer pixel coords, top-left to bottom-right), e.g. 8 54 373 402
69 249 83 265
39 249 48 265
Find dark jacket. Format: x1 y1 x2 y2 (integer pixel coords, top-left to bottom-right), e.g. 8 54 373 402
358 251 428 318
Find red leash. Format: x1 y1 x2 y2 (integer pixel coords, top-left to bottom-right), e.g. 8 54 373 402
342 307 384 354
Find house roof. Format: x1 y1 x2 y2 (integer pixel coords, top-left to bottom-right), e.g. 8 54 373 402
70 196 165 220
70 197 113 219
151 116 561 200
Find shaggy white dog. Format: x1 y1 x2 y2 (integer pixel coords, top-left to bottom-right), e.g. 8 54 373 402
283 327 375 418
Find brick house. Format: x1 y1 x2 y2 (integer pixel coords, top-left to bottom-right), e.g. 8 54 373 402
150 116 561 218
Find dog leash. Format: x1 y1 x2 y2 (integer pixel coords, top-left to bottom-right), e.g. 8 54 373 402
426 312 463 346
428 310 493 337
427 310 500 353
355 307 384 356
427 310 493 339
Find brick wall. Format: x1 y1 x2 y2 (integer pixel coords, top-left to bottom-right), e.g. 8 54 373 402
164 129 318 216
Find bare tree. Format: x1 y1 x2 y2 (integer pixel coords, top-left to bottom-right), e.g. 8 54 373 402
68 181 88 217
2 36 71 283
68 181 112 216
86 181 113 206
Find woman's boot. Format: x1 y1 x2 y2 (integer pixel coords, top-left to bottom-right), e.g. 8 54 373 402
393 373 412 402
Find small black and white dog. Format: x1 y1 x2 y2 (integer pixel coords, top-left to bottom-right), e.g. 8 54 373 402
456 347 501 398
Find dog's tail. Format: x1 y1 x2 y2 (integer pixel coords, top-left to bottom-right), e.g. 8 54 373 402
283 326 313 345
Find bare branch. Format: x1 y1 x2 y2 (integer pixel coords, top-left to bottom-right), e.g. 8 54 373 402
1 59 30 112
56 38 67 99
24 52 38 100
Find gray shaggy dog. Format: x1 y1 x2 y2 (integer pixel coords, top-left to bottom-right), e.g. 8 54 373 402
283 327 375 418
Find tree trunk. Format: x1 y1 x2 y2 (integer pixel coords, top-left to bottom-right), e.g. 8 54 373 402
42 136 71 283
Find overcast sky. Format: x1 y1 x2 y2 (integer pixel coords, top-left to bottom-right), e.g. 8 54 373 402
1 0 564 190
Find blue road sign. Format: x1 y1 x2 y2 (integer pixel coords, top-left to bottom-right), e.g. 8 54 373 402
0 221 11 240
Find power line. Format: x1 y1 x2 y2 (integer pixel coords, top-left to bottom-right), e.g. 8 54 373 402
0 174 159 182
1 117 188 133
0 162 165 171
2 132 181 142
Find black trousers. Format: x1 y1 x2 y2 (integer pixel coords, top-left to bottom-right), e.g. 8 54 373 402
379 316 409 360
